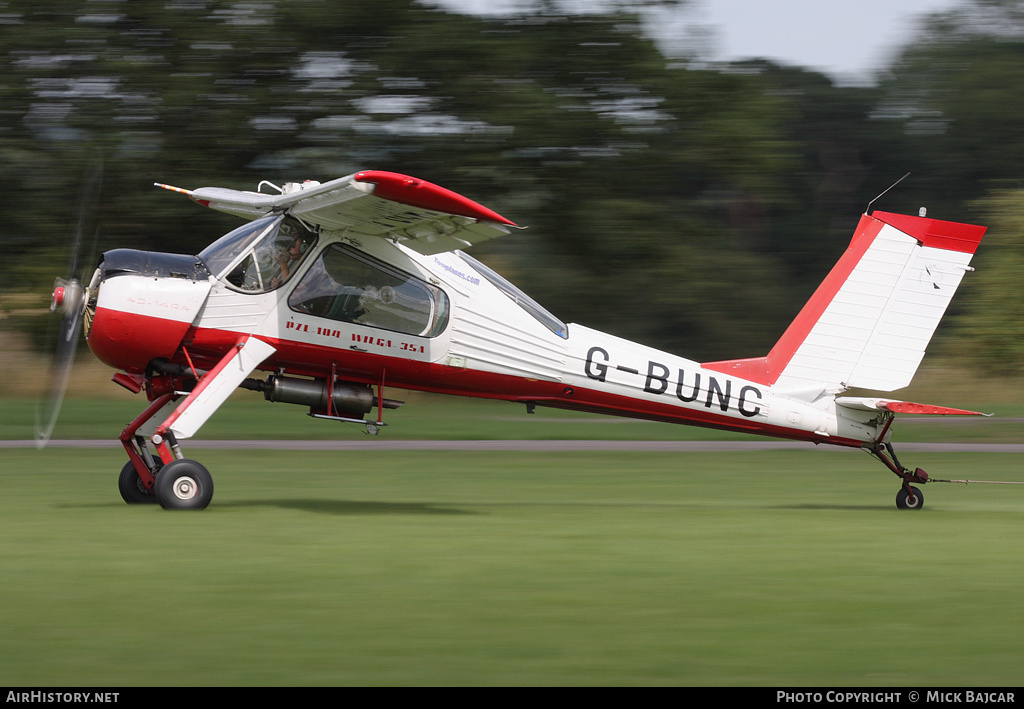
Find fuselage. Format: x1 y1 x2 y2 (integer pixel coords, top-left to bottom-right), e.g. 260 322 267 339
86 217 884 449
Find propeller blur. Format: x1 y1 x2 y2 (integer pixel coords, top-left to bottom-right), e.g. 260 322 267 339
35 160 103 447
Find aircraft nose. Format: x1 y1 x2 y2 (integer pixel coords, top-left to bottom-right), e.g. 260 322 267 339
86 250 213 373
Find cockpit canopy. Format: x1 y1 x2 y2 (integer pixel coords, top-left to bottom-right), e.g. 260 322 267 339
198 215 318 293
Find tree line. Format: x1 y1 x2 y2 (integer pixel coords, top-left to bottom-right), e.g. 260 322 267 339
2 0 1022 372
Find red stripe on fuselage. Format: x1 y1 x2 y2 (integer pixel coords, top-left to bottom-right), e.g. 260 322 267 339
176 324 867 449
88 299 865 448
89 305 866 448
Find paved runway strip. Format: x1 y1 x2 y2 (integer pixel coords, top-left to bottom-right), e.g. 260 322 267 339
6 439 1024 452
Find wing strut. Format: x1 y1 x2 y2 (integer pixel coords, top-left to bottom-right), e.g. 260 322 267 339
151 335 276 463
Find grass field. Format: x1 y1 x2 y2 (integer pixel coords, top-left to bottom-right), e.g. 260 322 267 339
2 432 1024 685
2 378 1024 686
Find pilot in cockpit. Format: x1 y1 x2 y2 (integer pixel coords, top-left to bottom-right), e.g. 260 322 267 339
268 222 313 289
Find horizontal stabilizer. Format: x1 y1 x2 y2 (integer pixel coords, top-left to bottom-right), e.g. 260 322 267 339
836 397 988 416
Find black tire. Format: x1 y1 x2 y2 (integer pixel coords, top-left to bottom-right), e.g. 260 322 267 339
118 460 159 504
154 459 214 510
896 486 924 510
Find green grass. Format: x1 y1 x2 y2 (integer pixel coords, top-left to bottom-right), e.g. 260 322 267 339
1 447 1023 686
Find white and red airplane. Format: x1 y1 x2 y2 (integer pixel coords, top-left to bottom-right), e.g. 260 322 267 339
43 170 987 510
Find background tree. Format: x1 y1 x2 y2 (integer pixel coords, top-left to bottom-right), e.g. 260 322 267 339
945 189 1024 374
2 0 1022 370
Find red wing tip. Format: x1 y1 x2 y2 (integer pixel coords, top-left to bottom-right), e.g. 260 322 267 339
354 170 516 226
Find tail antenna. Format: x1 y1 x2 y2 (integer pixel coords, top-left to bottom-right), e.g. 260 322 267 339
866 172 911 215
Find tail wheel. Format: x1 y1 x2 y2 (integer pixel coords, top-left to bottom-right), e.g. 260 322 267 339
896 486 924 510
154 459 214 510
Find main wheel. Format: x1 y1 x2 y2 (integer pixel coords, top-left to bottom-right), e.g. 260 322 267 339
896 486 924 510
118 460 158 505
154 459 214 510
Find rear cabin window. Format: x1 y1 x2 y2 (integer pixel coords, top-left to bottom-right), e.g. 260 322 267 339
457 251 567 339
288 244 449 338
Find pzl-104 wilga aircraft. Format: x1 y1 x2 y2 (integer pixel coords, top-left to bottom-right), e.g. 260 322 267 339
41 170 988 510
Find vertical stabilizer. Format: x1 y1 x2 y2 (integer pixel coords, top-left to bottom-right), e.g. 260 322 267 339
705 211 986 394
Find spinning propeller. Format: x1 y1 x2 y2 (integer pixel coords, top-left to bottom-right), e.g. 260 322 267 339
35 161 103 447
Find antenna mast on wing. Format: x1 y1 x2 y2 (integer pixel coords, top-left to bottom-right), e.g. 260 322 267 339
865 172 911 215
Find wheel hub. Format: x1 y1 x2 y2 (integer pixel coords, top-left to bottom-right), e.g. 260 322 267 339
172 476 199 501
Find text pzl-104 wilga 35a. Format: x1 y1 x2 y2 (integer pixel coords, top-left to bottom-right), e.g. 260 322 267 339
41 170 991 510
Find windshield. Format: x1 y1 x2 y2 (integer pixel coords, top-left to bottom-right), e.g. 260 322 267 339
199 215 280 278
199 216 318 292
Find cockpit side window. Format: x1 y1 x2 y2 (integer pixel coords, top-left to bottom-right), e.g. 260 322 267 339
289 244 449 338
200 216 318 293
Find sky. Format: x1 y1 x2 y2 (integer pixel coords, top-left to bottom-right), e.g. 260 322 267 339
664 0 964 85
423 0 967 85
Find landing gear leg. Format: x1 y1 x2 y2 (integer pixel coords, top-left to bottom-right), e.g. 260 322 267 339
114 337 276 510
117 393 176 505
870 440 928 511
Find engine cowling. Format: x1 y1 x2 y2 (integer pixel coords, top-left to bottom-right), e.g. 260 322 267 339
87 250 212 373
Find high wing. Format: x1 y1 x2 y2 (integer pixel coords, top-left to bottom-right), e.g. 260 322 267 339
159 170 516 255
